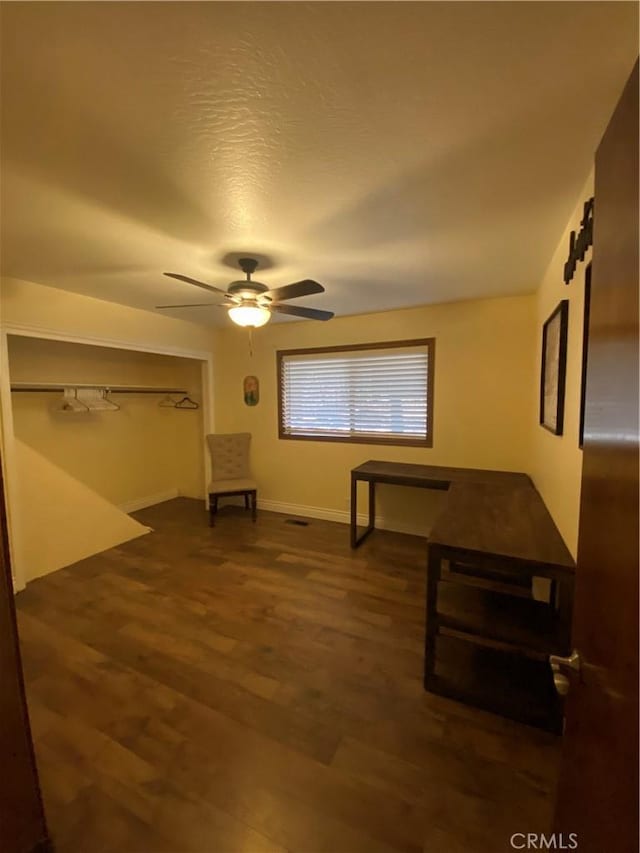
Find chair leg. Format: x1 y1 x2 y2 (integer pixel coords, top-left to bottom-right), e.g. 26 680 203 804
209 494 217 527
251 491 257 522
244 493 250 510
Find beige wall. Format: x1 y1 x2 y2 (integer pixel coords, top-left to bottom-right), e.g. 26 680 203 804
15 439 149 582
530 174 593 557
8 337 205 506
214 294 536 535
0 277 215 354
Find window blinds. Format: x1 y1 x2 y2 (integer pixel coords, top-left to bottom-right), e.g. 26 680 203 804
279 345 431 442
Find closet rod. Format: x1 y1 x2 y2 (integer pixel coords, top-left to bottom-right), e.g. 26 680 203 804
10 382 188 394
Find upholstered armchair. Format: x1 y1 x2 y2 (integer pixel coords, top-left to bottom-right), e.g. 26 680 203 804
206 433 257 527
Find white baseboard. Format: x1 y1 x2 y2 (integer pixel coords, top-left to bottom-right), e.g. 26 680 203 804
257 498 429 538
118 492 428 537
119 489 179 514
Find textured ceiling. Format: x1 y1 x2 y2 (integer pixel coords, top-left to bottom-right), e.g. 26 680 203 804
1 2 637 326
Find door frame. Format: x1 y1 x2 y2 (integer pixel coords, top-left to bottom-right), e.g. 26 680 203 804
0 321 215 592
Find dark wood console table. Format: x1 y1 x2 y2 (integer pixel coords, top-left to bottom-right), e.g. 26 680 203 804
350 460 575 731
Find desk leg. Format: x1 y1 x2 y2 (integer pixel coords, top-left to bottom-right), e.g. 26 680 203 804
368 481 376 532
424 545 441 689
556 574 575 656
350 473 358 548
351 476 376 548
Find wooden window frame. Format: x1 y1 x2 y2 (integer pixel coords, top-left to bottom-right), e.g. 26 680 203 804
276 338 435 448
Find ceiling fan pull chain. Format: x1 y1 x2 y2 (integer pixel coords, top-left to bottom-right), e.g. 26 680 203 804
248 328 254 358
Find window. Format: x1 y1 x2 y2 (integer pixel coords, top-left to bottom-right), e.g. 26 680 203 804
277 339 435 447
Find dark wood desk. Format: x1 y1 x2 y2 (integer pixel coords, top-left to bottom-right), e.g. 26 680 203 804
350 460 576 730
350 460 533 547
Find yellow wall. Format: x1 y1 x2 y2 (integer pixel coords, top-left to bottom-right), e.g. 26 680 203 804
15 439 149 582
0 277 215 354
8 337 205 506
214 294 536 535
530 174 593 557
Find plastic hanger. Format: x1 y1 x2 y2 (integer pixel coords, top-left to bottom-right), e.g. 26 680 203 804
103 389 120 410
56 388 90 412
85 388 120 411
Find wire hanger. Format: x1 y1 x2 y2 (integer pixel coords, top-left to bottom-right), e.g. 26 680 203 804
174 395 199 409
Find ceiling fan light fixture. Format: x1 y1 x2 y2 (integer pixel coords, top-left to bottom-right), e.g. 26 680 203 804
161 258 332 324
228 304 271 328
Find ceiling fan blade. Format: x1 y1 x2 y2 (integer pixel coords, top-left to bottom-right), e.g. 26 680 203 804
163 272 227 295
267 279 324 301
271 303 334 321
155 302 224 309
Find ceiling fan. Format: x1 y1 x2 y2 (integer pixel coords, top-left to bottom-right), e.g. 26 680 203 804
156 258 334 328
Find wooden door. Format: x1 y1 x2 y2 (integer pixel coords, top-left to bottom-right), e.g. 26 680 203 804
553 61 639 851
0 458 49 851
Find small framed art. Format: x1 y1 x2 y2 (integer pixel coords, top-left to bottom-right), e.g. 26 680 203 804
540 300 569 435
243 375 259 406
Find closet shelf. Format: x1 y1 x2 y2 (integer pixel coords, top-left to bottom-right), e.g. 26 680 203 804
10 382 188 394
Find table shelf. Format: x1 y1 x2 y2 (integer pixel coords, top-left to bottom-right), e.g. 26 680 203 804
435 580 565 658
425 543 574 732
445 558 532 594
427 634 563 733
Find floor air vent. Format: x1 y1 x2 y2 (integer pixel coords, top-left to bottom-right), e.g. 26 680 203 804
285 519 310 526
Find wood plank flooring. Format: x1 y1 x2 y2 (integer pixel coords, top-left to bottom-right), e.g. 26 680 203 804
16 498 561 853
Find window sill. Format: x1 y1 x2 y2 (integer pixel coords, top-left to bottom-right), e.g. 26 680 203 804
278 432 433 448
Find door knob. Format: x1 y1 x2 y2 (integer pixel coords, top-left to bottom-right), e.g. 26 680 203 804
549 649 582 674
553 671 570 696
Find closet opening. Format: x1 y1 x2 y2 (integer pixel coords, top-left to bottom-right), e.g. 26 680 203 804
1 332 214 590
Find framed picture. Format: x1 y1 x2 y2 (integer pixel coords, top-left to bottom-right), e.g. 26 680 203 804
540 300 569 435
243 375 259 406
578 264 592 448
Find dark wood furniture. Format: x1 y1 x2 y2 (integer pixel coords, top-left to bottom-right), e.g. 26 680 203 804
350 460 575 731
350 461 533 547
554 60 639 850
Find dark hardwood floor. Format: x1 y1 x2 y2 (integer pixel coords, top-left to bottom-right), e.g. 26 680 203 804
16 498 561 853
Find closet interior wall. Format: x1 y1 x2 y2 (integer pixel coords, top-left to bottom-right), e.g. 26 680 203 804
8 336 205 508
